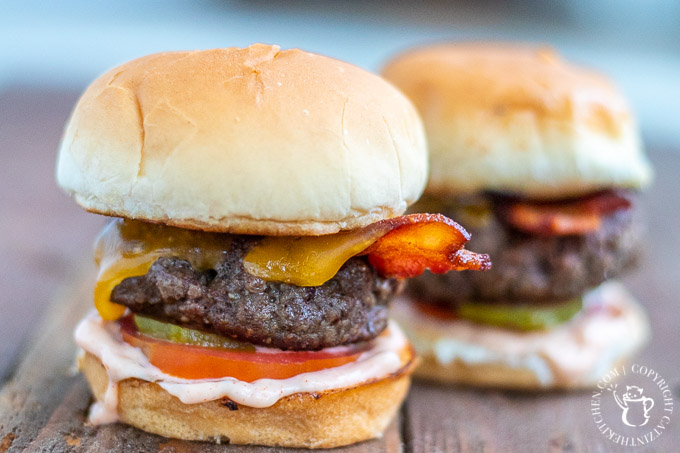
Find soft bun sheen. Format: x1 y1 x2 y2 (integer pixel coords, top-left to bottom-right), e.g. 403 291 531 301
391 282 649 389
80 350 414 448
383 43 652 199
57 44 427 235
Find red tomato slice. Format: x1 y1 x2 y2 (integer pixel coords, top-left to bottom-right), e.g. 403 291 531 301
119 317 366 381
412 300 459 321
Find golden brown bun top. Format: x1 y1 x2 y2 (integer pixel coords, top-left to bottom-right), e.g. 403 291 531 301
383 43 652 198
57 44 427 235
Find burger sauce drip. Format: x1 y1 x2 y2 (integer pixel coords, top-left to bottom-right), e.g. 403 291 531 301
75 314 410 423
393 282 647 387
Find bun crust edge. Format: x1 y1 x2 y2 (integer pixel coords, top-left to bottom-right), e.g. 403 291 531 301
80 348 415 448
58 45 428 234
383 43 652 198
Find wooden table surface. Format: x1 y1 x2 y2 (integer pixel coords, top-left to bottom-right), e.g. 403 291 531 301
0 88 678 452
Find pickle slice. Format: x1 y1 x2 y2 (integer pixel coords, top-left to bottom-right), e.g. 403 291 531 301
458 298 582 331
133 315 255 351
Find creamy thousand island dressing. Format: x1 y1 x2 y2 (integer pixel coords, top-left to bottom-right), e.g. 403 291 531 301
74 313 407 424
393 281 648 387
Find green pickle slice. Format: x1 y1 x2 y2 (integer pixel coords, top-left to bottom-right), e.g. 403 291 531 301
458 298 582 331
134 315 255 351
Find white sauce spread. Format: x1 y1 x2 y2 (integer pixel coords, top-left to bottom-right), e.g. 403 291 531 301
74 313 407 424
392 281 648 387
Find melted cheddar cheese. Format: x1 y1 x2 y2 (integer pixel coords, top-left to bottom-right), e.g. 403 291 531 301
92 219 387 320
242 229 385 286
93 219 231 320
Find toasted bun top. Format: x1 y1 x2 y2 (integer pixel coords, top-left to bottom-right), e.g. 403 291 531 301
57 44 427 235
383 43 652 198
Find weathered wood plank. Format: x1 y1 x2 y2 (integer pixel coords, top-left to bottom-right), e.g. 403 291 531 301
0 88 105 380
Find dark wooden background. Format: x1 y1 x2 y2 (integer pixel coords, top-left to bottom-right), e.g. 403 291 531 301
0 89 678 452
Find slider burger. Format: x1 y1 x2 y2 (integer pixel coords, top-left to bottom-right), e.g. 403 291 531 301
56 44 490 447
383 43 653 389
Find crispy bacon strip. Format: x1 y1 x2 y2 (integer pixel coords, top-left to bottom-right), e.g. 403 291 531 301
361 213 492 279
243 213 491 286
499 191 632 236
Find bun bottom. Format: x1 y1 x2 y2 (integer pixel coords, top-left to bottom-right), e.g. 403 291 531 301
80 349 414 448
394 281 649 390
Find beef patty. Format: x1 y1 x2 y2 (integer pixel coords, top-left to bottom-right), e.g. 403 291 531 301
111 236 402 350
408 196 641 305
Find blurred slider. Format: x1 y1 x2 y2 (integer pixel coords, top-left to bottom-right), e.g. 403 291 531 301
383 42 653 390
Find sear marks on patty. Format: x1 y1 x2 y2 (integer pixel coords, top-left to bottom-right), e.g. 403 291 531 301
111 237 402 350
408 197 641 305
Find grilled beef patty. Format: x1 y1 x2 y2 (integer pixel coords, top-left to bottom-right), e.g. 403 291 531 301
111 236 402 350
408 196 641 305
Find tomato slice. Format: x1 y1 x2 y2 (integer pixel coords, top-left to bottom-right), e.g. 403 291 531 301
119 317 367 381
412 300 460 321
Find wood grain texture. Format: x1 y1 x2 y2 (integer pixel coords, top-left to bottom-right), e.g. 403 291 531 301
0 88 106 380
1 88 679 452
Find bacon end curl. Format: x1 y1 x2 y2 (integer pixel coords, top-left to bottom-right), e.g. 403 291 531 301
361 213 492 279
